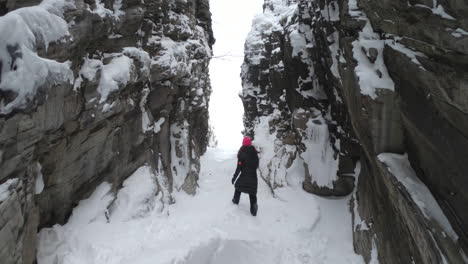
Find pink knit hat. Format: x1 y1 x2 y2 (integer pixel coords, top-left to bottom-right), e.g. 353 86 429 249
242 136 252 146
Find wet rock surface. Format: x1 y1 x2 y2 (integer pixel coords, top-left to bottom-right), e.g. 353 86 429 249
0 0 213 263
242 0 467 262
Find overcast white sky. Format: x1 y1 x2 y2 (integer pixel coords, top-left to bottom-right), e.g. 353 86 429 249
208 0 264 149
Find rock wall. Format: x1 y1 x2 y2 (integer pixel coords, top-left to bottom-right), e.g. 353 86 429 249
0 0 213 263
242 0 467 262
242 0 359 197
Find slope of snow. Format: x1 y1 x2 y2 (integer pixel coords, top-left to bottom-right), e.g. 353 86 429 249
37 147 364 264
109 166 159 222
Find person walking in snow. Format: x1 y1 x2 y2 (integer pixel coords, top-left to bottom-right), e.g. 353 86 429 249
231 136 259 216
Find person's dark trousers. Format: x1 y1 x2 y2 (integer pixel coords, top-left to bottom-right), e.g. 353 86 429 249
232 190 258 216
232 190 241 204
249 193 258 216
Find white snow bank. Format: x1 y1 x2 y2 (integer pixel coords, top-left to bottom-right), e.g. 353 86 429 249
37 182 114 264
0 4 72 114
182 238 278 264
378 153 458 240
109 166 158 222
97 55 133 103
67 182 114 228
0 178 19 202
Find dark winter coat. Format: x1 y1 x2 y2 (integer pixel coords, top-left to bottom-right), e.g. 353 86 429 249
232 145 259 194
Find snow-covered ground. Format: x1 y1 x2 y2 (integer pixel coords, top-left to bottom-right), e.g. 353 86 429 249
37 147 364 264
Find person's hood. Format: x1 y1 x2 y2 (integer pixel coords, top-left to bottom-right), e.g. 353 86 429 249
242 136 252 146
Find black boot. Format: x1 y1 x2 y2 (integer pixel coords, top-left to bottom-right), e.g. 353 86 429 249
250 203 258 216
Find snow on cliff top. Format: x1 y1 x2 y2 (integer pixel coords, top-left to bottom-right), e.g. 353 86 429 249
0 0 73 114
244 0 298 66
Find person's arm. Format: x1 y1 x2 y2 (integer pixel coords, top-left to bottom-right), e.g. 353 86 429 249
232 153 245 184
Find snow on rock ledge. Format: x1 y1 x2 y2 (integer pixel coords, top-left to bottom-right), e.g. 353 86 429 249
0 178 19 202
0 3 73 114
378 153 458 241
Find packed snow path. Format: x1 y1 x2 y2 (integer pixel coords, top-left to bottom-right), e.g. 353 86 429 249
38 148 364 264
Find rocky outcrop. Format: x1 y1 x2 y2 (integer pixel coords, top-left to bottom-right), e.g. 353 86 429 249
0 0 213 263
242 0 467 262
241 0 359 197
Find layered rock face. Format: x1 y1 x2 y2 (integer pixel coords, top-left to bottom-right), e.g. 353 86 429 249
0 0 213 263
242 0 467 262
242 0 358 197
